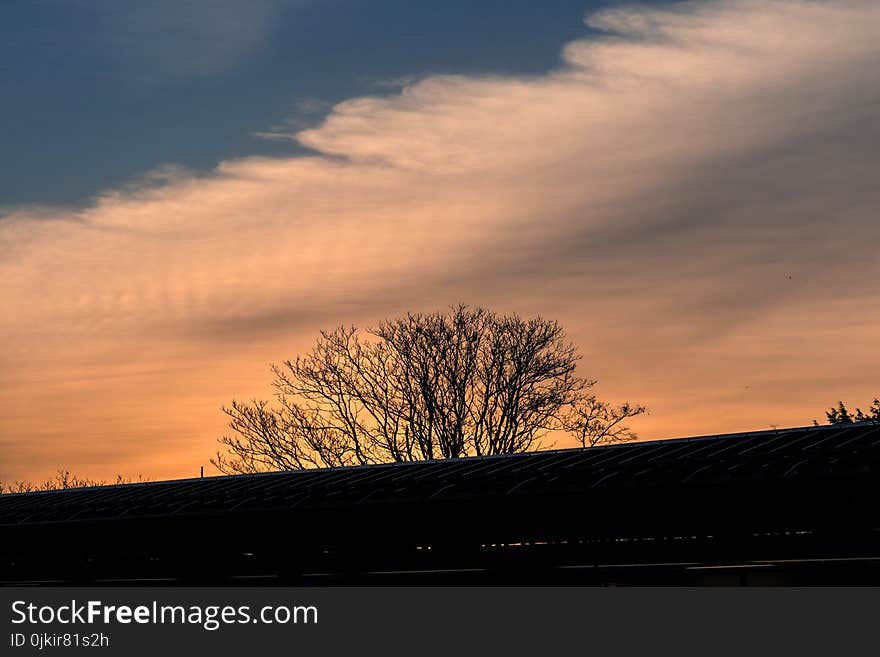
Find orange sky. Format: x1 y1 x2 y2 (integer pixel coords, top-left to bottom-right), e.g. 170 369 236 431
2 0 879 484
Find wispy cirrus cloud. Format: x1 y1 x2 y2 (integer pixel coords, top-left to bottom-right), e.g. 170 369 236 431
88 0 305 81
252 99 336 141
2 0 879 482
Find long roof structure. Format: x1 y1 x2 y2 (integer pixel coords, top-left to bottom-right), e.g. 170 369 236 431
3 422 879 585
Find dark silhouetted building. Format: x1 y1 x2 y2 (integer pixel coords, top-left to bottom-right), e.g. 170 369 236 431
2 422 879 585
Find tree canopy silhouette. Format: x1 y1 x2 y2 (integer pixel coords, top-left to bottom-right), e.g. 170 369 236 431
212 306 645 474
820 398 880 425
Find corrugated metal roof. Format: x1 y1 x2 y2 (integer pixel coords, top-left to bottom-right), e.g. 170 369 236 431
2 422 878 526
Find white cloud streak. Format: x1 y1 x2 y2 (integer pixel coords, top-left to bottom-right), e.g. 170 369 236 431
95 0 301 80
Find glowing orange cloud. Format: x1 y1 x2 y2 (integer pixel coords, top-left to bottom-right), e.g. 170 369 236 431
2 0 879 482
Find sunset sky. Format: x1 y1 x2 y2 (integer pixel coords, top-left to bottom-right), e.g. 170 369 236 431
2 0 878 484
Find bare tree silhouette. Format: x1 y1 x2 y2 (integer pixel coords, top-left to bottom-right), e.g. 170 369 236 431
213 305 645 474
0 471 147 495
